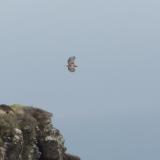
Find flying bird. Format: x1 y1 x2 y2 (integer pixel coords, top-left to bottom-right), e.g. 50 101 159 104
67 56 78 72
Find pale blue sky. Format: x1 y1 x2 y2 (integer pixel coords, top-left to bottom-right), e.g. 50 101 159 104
0 0 160 159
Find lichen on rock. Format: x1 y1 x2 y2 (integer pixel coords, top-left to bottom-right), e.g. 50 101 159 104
0 104 80 160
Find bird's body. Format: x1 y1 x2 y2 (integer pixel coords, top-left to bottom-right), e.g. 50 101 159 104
67 56 78 72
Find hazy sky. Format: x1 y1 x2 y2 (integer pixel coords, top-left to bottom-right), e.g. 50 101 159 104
0 0 160 159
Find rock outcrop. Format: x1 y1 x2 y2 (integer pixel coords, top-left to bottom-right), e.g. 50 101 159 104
0 104 80 160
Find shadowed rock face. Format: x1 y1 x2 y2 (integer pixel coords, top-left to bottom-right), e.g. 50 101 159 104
0 104 80 160
63 153 81 160
0 104 15 114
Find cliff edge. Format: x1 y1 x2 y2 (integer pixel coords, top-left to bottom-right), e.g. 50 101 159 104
0 104 80 160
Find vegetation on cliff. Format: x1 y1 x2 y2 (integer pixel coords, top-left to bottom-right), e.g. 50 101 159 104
0 104 80 160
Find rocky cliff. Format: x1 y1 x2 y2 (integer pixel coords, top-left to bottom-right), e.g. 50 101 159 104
0 104 80 160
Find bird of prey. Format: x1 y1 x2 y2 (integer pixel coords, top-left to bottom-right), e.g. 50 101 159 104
67 56 78 72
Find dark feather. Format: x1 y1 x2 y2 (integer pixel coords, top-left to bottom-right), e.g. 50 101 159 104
68 56 76 65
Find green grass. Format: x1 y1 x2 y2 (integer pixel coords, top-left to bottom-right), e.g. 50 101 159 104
10 104 25 110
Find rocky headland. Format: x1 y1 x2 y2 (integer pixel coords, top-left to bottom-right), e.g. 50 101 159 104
0 104 80 160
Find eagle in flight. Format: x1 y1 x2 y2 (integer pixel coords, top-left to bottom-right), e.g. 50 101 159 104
67 56 78 72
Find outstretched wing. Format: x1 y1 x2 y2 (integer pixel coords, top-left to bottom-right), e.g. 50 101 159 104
68 56 76 65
